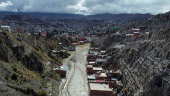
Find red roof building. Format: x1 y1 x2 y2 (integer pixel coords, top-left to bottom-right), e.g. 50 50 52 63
41 32 47 37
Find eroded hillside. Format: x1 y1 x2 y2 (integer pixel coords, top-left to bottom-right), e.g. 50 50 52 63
102 12 170 96
0 31 70 96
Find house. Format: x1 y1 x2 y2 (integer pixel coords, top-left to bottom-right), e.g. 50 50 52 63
93 67 103 74
95 72 110 80
53 65 67 77
87 54 96 61
41 32 47 37
78 37 86 41
79 41 85 45
106 69 122 80
95 58 107 64
60 50 67 53
68 44 76 51
52 50 60 55
140 26 148 31
89 50 99 56
1 26 11 33
16 26 24 33
88 75 96 82
87 65 94 74
88 61 98 67
63 47 68 50
132 28 140 32
100 50 106 55
89 82 117 96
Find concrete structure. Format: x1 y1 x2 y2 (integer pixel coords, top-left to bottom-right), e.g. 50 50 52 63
95 73 110 80
89 82 117 96
54 65 67 77
1 26 11 33
87 65 93 74
95 58 107 64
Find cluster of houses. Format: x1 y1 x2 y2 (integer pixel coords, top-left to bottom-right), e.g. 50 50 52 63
52 36 87 76
86 48 123 96
68 37 86 51
125 27 149 39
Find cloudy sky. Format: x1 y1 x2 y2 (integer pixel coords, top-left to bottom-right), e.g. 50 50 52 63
0 0 169 15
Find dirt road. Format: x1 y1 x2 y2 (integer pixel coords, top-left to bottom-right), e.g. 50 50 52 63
59 43 90 96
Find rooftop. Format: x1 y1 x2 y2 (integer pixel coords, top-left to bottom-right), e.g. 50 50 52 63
101 51 105 53
89 83 112 91
96 58 107 62
88 75 96 80
99 73 107 77
1 26 10 27
53 65 67 71
87 65 93 67
93 67 102 71
89 61 96 64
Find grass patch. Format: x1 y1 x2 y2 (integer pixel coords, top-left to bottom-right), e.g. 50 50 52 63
36 90 47 96
12 65 17 72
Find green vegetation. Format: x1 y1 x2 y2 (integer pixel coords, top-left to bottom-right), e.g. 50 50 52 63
2 32 7 35
40 74 46 79
12 65 17 72
5 75 9 80
0 38 3 44
36 90 47 96
41 80 48 88
11 73 18 80
123 87 128 93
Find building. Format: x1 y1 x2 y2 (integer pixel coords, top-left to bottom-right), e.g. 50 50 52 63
68 43 76 51
41 32 47 37
9 22 16 32
89 82 117 96
53 65 67 77
95 72 110 80
95 58 107 65
1 26 11 33
87 65 94 74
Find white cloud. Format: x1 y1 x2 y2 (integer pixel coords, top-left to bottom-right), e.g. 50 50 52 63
82 0 170 15
0 1 13 9
0 0 169 15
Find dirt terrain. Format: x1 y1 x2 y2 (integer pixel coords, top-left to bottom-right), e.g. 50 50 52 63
59 43 90 96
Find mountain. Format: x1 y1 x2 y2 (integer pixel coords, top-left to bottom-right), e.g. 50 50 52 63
0 11 153 22
0 31 71 96
100 11 170 96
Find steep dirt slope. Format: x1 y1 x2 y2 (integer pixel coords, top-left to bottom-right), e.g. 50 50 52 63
0 31 70 96
104 12 170 96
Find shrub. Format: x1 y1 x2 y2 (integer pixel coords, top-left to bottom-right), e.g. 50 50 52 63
11 73 18 80
2 32 7 35
123 87 128 93
20 74 23 78
0 38 3 44
41 80 48 88
36 90 47 96
5 75 9 80
40 74 46 79
12 66 17 72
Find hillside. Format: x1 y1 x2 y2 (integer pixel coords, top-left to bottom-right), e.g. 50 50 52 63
0 31 70 96
0 11 153 22
101 11 170 96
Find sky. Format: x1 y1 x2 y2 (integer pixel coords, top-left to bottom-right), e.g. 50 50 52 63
0 0 170 15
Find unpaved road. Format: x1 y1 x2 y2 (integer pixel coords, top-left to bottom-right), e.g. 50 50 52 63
59 43 90 96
